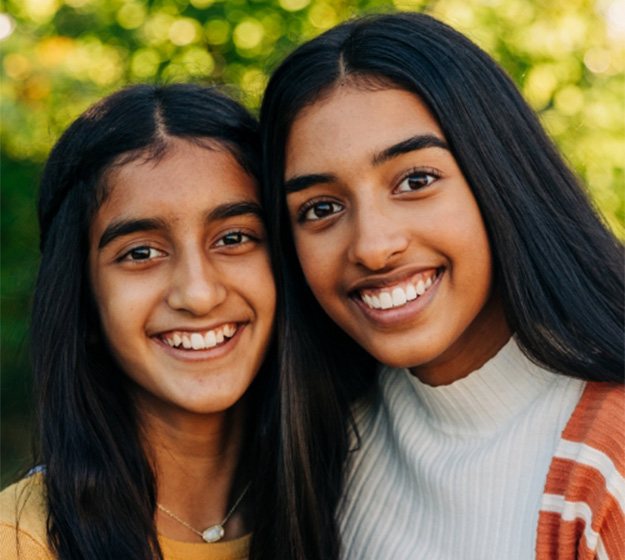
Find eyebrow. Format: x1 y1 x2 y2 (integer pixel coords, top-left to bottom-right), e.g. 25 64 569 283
205 201 263 222
97 201 264 250
284 134 449 194
284 173 336 194
98 218 166 249
371 134 449 166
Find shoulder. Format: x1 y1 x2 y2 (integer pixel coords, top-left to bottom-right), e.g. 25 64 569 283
561 381 625 466
0 473 54 559
537 382 624 559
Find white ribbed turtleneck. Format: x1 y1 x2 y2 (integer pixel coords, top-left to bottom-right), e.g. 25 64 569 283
339 337 585 560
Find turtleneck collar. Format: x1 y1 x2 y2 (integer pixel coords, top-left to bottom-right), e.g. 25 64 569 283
383 337 557 435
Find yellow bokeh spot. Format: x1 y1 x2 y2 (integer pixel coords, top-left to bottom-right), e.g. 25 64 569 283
87 48 124 86
36 36 74 66
64 0 92 7
308 3 337 30
432 1 475 31
22 0 59 22
233 19 264 50
260 14 284 41
540 109 567 137
523 65 558 109
240 67 267 107
21 76 51 102
143 14 176 46
169 19 199 46
583 101 619 130
190 0 215 8
584 48 611 74
117 3 146 30
554 85 584 116
205 19 230 45
4 54 32 80
181 47 215 76
393 0 425 11
499 0 534 25
241 67 266 94
130 48 161 78
279 0 311 12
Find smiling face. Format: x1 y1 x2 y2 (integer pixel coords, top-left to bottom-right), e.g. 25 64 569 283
284 87 510 385
89 139 275 416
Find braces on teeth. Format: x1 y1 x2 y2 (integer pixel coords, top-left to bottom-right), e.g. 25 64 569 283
163 324 237 350
360 273 438 310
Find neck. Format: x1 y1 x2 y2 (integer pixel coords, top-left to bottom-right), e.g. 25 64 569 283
136 393 248 541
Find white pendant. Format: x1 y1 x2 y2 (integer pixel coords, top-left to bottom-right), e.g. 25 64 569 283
202 525 225 543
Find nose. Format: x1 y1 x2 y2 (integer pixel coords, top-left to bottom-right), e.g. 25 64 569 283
166 250 227 316
347 205 410 271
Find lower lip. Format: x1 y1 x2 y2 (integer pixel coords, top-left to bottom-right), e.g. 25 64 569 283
351 271 443 328
152 324 246 362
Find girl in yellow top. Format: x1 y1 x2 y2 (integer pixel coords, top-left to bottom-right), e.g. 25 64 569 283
0 84 315 560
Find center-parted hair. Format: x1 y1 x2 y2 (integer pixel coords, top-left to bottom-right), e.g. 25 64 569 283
31 84 286 560
260 11 624 558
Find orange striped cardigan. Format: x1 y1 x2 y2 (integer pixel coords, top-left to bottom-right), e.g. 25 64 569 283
536 382 624 559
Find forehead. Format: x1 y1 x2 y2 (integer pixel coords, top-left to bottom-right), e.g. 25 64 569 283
95 139 258 226
285 87 444 173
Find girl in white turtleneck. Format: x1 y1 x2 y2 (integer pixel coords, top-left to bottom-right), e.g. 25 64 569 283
260 12 624 560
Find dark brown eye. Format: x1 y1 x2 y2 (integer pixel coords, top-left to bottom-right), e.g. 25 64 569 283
129 247 152 260
119 246 166 263
301 201 344 222
215 231 254 247
396 172 438 193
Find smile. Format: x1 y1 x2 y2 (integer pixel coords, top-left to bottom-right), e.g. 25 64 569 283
159 323 238 351
358 269 441 310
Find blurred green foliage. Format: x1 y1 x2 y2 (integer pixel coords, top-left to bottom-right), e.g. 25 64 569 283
1 0 624 487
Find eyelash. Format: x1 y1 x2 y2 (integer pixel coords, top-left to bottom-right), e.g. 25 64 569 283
394 168 440 193
118 246 166 263
116 229 258 264
213 230 258 247
295 168 441 224
297 199 345 223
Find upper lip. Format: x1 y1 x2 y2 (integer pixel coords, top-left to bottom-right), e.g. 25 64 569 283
348 265 442 294
150 321 243 337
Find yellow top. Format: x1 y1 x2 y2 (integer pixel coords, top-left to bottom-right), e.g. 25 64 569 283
0 474 250 560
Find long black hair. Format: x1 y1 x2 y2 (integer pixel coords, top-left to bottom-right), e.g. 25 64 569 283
260 11 624 556
31 83 287 559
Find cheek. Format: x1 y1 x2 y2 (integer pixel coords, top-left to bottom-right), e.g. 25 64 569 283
90 274 147 359
440 206 494 315
294 234 340 296
236 256 277 322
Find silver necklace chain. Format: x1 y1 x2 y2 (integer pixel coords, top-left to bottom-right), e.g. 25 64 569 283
157 482 250 543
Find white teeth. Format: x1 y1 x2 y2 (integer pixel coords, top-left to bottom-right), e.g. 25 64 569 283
391 287 407 306
359 271 439 311
162 323 238 350
204 330 217 348
190 333 204 350
406 283 417 301
379 292 393 309
416 280 425 295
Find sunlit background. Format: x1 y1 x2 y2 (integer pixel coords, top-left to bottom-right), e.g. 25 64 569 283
1 0 624 487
